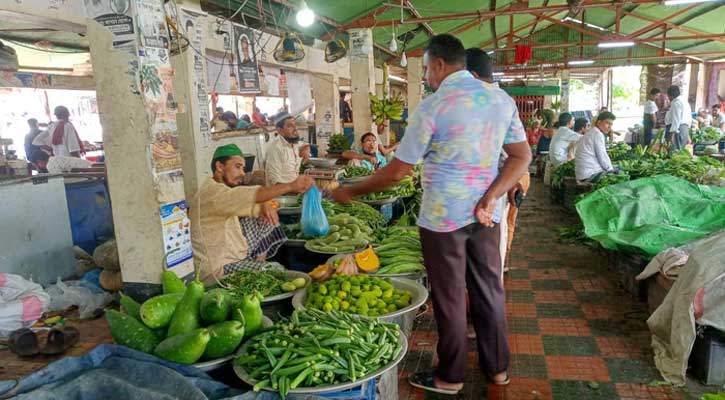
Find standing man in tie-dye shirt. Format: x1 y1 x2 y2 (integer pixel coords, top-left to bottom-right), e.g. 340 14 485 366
333 34 531 395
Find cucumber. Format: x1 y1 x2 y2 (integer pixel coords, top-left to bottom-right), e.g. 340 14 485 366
161 270 186 294
166 280 205 337
202 320 245 359
106 309 160 353
154 328 210 364
140 292 184 329
120 294 141 321
322 232 341 245
200 288 231 325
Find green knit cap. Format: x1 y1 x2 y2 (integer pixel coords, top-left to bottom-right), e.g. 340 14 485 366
212 144 244 160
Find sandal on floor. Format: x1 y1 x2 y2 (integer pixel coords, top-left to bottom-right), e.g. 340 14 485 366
408 371 463 395
7 328 40 357
41 327 79 355
488 372 511 386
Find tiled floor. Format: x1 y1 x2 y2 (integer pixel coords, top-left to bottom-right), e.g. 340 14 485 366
397 181 716 400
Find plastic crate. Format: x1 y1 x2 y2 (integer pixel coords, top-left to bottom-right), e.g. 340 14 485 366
690 327 725 386
317 378 376 400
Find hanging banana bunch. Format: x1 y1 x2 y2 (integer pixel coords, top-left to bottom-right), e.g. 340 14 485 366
369 92 404 125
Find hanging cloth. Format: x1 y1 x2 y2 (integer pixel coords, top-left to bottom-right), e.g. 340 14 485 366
514 45 532 65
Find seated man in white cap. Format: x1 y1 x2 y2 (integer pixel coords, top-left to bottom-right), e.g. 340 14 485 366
264 112 311 186
190 144 314 283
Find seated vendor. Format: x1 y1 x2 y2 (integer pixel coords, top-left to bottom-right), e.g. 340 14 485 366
190 144 314 283
264 112 311 185
29 150 92 173
341 132 400 171
549 113 581 168
575 111 618 183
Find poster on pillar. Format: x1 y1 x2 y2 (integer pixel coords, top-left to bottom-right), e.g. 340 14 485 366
159 201 193 268
181 8 212 143
150 122 182 174
83 0 137 52
232 24 261 93
139 64 178 123
316 106 334 140
134 0 171 65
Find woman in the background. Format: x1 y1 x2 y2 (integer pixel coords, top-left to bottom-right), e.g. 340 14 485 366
342 132 399 171
526 120 545 147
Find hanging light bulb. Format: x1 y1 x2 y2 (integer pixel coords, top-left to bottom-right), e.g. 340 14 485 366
400 52 408 68
389 37 398 52
389 24 398 52
296 0 315 27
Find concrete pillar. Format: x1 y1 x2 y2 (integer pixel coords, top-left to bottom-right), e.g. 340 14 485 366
560 69 570 113
349 28 376 145
311 73 340 155
169 2 213 201
375 64 391 146
689 63 707 111
87 20 192 299
407 57 424 115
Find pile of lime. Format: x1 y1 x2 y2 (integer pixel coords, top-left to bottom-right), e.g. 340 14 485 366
304 275 412 317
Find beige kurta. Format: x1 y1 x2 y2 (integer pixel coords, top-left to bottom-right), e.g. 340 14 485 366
189 177 261 283
264 135 302 186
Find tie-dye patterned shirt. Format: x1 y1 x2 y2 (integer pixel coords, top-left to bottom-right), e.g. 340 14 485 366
395 70 526 233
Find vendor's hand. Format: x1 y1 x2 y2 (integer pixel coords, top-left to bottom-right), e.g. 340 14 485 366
332 187 354 204
291 175 314 193
366 155 379 167
299 144 311 160
474 194 498 228
260 202 280 226
507 183 525 206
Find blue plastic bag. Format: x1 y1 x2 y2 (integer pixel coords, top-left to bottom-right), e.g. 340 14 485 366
300 186 330 237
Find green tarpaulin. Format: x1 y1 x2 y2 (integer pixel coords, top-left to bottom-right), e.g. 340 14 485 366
576 175 725 257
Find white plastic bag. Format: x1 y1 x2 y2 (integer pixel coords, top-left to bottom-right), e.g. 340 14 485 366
46 278 114 319
0 273 51 338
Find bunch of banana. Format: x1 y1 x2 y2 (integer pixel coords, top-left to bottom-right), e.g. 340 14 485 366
369 93 405 124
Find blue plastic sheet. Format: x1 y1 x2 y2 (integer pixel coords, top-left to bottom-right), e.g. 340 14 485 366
0 344 325 400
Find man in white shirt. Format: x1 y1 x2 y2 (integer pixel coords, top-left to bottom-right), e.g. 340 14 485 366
549 113 581 167
32 106 83 157
29 150 92 174
696 108 712 128
264 112 311 186
643 88 660 145
711 104 725 130
575 111 617 183
666 86 692 151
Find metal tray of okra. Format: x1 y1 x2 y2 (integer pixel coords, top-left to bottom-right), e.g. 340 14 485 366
232 331 408 394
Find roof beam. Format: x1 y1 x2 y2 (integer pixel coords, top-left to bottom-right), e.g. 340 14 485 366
403 0 435 36
488 33 725 52
620 8 725 45
495 50 725 67
321 5 391 41
622 3 699 39
374 0 662 26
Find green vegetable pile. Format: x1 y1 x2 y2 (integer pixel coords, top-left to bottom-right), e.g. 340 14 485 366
375 228 425 275
341 165 372 179
235 309 403 399
551 160 575 188
107 270 270 364
359 175 416 201
221 269 303 299
326 200 386 231
690 126 723 144
305 214 373 253
327 134 351 154
305 275 412 316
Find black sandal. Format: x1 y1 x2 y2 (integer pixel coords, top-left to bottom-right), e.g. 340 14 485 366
7 328 40 357
40 327 80 355
408 371 463 395
487 372 511 386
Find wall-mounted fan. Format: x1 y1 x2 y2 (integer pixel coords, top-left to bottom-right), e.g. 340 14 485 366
324 38 346 63
273 32 305 63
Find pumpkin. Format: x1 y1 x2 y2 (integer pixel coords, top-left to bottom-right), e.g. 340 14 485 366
99 270 123 292
309 263 332 281
354 247 380 273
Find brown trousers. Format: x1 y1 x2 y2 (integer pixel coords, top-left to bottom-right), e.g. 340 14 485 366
420 223 509 383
